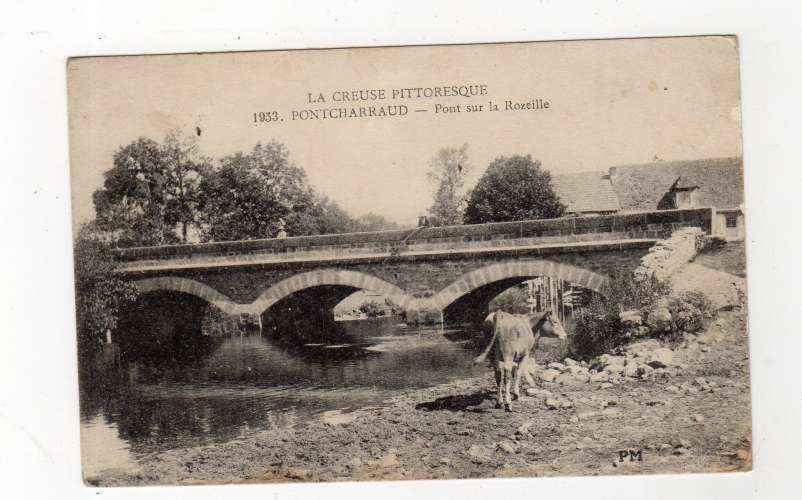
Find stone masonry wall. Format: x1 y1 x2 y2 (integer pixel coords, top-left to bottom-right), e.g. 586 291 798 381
634 227 706 281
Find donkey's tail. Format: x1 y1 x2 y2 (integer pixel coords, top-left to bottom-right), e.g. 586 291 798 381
473 312 499 364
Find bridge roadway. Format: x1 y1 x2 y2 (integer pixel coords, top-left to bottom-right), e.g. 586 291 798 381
113 207 715 324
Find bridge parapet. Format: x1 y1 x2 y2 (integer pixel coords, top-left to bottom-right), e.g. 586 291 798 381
113 208 714 273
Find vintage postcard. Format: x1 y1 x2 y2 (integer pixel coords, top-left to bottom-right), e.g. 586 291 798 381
67 36 750 486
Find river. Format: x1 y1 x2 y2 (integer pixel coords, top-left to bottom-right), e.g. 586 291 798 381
78 317 490 478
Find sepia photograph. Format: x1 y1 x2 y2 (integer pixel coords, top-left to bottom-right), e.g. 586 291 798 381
66 36 751 486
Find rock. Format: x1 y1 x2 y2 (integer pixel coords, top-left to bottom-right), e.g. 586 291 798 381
658 443 674 455
626 339 662 357
378 451 400 469
567 364 590 376
569 415 579 424
645 307 672 332
497 441 517 454
564 357 579 366
466 444 492 464
556 370 590 385
623 363 641 378
638 364 655 379
601 407 621 416
619 310 643 326
515 422 533 436
592 354 626 371
665 385 680 394
286 467 309 480
547 362 567 372
347 457 363 469
539 369 561 382
525 387 552 398
693 414 705 423
545 397 573 410
590 371 609 383
644 347 675 369
600 382 613 389
670 437 692 449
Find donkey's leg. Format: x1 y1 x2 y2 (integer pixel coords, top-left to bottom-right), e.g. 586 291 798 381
512 355 527 401
503 363 514 412
495 363 504 409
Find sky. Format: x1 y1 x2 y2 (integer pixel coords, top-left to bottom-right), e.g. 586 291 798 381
67 36 742 228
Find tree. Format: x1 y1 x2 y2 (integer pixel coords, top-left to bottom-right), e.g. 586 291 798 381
197 141 316 241
92 131 209 247
73 223 139 359
426 144 471 226
293 195 357 235
162 129 211 243
463 154 566 224
352 213 403 232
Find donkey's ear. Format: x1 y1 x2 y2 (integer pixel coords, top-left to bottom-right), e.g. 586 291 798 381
528 311 547 329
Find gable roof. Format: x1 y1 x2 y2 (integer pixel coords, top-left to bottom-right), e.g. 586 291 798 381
608 157 744 212
551 171 620 214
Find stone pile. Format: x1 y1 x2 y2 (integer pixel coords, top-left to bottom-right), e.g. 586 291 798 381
533 339 682 392
634 227 704 281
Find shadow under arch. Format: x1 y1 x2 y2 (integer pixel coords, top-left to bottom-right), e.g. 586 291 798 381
249 269 412 316
133 277 240 316
429 260 609 325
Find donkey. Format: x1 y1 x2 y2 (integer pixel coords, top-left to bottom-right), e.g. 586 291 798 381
474 310 567 411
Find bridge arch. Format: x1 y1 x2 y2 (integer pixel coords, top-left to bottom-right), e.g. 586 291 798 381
133 277 240 315
429 259 610 313
250 269 412 315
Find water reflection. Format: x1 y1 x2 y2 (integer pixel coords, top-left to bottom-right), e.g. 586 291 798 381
79 316 488 474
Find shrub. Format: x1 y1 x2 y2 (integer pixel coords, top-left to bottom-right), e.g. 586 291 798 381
489 286 530 314
570 294 622 359
358 301 385 318
570 272 672 359
73 225 139 360
668 291 718 334
201 306 238 338
383 297 404 316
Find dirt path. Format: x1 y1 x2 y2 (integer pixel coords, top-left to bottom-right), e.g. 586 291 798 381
90 306 751 486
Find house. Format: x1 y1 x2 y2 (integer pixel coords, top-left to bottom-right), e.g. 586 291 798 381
550 157 745 241
550 171 620 216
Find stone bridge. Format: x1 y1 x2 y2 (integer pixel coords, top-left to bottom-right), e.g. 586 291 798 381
113 207 715 326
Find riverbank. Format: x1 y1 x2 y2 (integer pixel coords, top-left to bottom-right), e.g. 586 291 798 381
88 304 750 486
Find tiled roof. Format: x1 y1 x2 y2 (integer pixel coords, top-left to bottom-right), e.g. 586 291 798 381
551 171 620 214
609 157 744 211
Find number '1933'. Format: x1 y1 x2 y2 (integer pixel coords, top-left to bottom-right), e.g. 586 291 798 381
253 111 281 123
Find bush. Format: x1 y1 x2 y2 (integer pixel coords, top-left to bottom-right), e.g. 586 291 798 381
570 294 622 359
489 286 530 314
358 301 385 318
570 272 718 359
668 291 718 334
383 297 404 316
73 224 139 360
570 272 671 359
